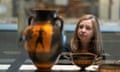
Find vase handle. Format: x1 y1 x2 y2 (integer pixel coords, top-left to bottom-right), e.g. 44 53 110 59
54 16 64 32
28 16 34 25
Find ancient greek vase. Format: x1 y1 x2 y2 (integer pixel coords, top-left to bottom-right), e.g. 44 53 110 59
22 9 64 71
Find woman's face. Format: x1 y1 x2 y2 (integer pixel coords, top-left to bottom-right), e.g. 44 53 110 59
77 19 94 42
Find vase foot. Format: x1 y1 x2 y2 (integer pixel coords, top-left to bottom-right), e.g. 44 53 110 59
35 69 51 72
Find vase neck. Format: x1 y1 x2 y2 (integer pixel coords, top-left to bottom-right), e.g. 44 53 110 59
32 20 51 25
33 10 57 22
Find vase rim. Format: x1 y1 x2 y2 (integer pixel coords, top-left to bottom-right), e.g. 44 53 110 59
31 8 58 12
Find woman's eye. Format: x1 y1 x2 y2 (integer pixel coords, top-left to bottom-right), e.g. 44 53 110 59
79 25 83 29
86 26 91 30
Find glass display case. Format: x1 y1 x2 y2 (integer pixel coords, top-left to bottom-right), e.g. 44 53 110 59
0 0 120 72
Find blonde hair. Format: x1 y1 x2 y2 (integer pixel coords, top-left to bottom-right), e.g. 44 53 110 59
70 14 103 56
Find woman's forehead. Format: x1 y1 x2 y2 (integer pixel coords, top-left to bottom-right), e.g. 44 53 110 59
79 19 93 26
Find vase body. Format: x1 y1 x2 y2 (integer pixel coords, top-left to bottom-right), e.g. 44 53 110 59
22 9 64 71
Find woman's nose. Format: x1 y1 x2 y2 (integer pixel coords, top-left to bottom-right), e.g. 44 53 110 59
81 28 86 32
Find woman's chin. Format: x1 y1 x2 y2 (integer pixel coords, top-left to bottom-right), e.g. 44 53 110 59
80 37 88 40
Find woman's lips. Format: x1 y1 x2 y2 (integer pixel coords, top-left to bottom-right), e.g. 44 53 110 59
79 34 87 38
80 34 86 37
